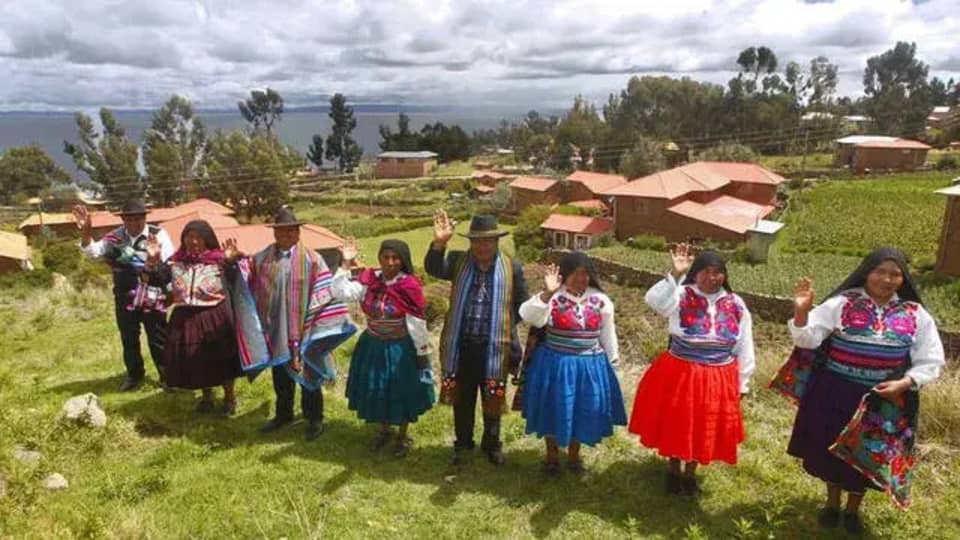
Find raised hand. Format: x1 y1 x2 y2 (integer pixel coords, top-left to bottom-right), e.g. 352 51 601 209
223 238 240 262
433 209 456 245
669 243 695 278
339 236 359 266
543 263 562 294
793 277 815 313
144 234 161 265
72 205 91 232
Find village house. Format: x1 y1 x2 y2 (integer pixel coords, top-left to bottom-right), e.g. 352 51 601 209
0 230 31 274
601 161 785 243
564 170 627 207
935 182 960 277
471 170 515 187
508 176 562 212
834 135 930 173
375 151 438 178
927 106 955 130
540 214 613 250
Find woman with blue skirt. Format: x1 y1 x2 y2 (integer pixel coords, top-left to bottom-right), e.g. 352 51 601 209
332 238 436 457
518 251 626 475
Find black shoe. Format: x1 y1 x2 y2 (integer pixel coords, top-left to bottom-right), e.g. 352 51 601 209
842 512 863 535
305 421 324 441
680 476 701 497
371 430 393 451
119 376 144 392
451 448 471 466
219 399 238 417
567 459 586 475
543 461 561 477
817 507 841 528
665 472 683 495
393 436 413 458
195 398 215 414
484 448 506 466
258 416 293 433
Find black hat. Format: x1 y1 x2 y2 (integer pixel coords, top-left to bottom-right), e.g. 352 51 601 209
460 214 509 239
114 199 148 216
267 206 305 228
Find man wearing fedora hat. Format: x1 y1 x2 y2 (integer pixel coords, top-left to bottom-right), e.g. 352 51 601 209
73 200 174 391
425 209 528 466
238 206 356 441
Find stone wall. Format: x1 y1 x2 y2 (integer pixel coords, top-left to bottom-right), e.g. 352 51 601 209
546 249 960 360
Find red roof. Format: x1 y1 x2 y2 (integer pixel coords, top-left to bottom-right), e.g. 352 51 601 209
540 214 613 235
509 176 558 192
603 162 784 199
148 198 235 222
569 199 607 210
472 170 513 181
216 224 344 255
18 211 122 230
667 195 775 234
474 184 496 194
566 170 627 194
855 138 931 150
160 211 241 249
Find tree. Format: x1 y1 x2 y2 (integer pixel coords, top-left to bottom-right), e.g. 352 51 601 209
513 204 553 262
324 93 363 172
63 108 141 203
307 135 323 168
419 122 471 162
378 112 421 151
695 142 758 163
238 88 284 135
142 95 207 206
0 145 71 204
807 56 839 107
553 95 605 170
619 137 667 179
736 46 779 94
863 42 932 135
929 77 954 106
202 131 291 220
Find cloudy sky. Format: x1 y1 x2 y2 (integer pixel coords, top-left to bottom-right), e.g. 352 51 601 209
1 0 957 112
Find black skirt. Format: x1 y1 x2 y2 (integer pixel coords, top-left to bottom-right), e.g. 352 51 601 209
162 302 243 389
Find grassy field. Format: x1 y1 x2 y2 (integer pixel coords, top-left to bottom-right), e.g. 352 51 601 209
780 172 955 262
2 275 959 539
758 153 835 175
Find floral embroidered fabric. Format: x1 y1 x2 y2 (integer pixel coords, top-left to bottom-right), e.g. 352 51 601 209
839 292 918 345
549 293 605 331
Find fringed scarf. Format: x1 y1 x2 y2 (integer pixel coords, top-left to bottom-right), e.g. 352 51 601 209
236 242 356 390
438 252 514 415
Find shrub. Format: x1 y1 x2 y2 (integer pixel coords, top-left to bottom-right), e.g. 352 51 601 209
695 142 758 163
0 268 54 290
596 232 615 248
626 235 666 251
513 205 552 262
42 241 82 274
936 154 959 170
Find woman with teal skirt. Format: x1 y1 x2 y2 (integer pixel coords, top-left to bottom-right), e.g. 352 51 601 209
332 238 436 457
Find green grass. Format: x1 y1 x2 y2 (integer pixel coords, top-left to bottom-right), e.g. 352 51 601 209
357 225 516 266
2 279 959 538
431 160 475 177
758 153 835 175
780 172 954 262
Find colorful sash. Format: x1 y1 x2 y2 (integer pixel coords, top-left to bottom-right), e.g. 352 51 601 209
438 252 514 414
829 391 919 509
544 327 600 353
669 336 737 366
825 335 910 387
367 318 408 340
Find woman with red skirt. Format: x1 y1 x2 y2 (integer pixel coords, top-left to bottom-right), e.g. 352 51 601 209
628 244 755 496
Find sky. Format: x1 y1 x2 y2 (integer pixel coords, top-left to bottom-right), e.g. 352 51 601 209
0 0 957 112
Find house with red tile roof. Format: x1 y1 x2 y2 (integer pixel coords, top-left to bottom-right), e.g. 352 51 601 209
509 176 562 212
565 170 627 202
540 214 613 250
601 162 786 242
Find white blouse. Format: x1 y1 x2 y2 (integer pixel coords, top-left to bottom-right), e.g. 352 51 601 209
518 286 619 364
788 288 945 388
331 268 431 356
645 274 756 393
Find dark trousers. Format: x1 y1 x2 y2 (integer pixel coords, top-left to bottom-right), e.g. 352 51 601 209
271 365 323 422
114 299 167 380
454 341 502 451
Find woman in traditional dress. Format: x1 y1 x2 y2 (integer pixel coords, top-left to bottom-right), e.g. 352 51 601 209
145 220 244 415
331 238 436 457
787 247 944 534
628 244 755 496
518 252 626 475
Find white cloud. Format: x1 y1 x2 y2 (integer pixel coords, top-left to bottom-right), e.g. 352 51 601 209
0 0 956 111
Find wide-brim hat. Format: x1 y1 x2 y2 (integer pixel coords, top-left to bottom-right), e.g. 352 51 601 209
114 199 148 216
266 206 305 227
459 214 509 239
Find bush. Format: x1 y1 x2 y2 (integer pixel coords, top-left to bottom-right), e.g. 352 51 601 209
695 142 758 163
619 137 667 179
936 154 959 170
72 259 111 290
0 268 54 290
597 232 615 248
424 295 449 329
626 235 667 251
513 205 552 262
42 241 82 274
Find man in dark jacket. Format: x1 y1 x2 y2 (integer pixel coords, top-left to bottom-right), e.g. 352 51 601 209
425 210 527 466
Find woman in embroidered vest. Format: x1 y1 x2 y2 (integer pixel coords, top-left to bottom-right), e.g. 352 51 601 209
518 251 626 476
145 220 244 415
331 238 436 457
787 247 944 534
628 244 755 496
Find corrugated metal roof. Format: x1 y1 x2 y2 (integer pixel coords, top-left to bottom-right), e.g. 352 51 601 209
604 162 782 199
667 196 775 234
835 135 898 144
569 199 607 210
855 138 931 150
377 151 438 159
565 170 627 194
509 176 558 191
0 230 30 261
540 214 613 235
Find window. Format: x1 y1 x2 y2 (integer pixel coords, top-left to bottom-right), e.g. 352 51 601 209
553 231 568 247
575 235 590 250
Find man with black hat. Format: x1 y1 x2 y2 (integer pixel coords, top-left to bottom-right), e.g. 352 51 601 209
74 200 174 391
241 206 356 441
425 209 528 466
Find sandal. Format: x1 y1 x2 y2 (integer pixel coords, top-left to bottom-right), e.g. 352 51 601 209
220 399 238 417
567 459 586 475
393 436 413 458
